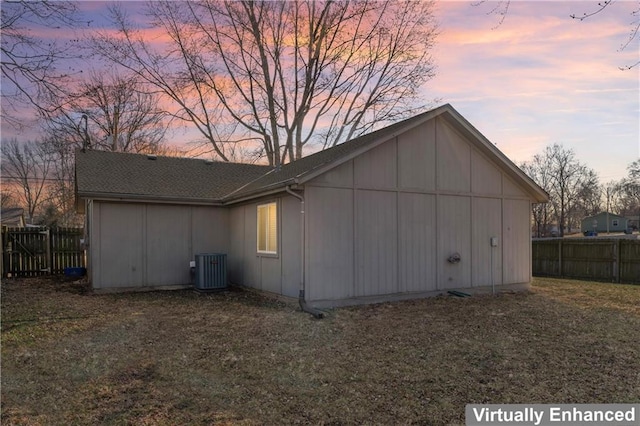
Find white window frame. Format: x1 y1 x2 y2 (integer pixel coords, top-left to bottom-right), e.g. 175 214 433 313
257 202 278 255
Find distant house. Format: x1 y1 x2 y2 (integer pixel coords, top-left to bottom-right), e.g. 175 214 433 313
1 208 25 228
75 104 548 307
581 212 629 234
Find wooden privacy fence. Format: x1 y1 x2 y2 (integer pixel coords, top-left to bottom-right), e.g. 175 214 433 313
1 227 85 277
532 238 640 283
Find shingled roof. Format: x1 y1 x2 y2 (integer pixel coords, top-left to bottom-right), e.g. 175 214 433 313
75 104 548 205
75 108 435 205
75 150 269 204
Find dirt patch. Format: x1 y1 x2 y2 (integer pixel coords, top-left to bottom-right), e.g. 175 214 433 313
2 277 639 425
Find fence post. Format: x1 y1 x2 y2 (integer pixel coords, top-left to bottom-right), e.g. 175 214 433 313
41 228 51 273
558 239 563 277
1 227 5 278
613 239 620 283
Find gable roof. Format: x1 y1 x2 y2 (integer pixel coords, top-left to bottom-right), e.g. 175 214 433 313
582 212 628 222
75 104 549 206
75 150 269 204
224 104 548 203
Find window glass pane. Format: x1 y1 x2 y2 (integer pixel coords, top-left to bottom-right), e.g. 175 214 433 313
257 205 267 251
257 202 277 253
268 203 277 252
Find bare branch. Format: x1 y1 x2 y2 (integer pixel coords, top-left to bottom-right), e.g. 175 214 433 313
570 0 614 21
45 71 170 154
1 1 87 126
90 0 438 166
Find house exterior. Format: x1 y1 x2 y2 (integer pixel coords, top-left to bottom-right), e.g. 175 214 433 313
580 212 629 234
1 208 26 227
75 104 548 307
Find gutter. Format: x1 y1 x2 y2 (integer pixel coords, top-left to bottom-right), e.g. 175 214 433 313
285 186 325 319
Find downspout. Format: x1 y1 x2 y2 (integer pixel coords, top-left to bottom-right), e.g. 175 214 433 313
285 186 324 319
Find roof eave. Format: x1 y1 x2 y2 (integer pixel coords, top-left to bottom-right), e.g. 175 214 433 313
222 179 297 204
76 191 223 206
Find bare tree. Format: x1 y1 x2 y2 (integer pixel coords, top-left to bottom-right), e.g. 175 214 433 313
544 144 600 236
1 139 54 224
88 3 262 163
601 181 621 214
1 189 17 209
40 133 82 227
569 167 601 229
616 160 640 224
91 0 438 166
521 155 554 237
1 1 84 127
523 144 600 236
46 72 170 154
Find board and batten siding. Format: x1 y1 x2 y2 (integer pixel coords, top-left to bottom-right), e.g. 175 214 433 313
304 116 532 304
89 202 228 289
227 195 300 298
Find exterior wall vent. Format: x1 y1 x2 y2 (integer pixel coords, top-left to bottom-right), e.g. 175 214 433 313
194 253 227 290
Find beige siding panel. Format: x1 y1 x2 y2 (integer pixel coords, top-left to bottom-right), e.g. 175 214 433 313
354 139 397 189
308 160 353 188
242 204 261 289
260 256 282 295
398 121 436 191
503 175 528 198
306 186 354 301
471 198 503 287
146 205 191 286
355 190 398 296
228 206 245 285
398 193 437 292
503 199 532 283
280 195 301 298
96 202 144 288
436 118 471 192
471 150 502 196
88 201 97 286
192 206 228 255
437 195 471 289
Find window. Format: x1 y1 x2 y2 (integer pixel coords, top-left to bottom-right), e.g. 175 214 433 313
612 219 619 227
257 202 277 254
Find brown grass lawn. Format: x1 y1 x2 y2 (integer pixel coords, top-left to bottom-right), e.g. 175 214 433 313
2 277 639 425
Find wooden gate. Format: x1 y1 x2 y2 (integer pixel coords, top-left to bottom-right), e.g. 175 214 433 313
1 227 85 277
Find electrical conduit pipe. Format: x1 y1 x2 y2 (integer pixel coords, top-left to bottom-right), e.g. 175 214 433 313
285 186 324 319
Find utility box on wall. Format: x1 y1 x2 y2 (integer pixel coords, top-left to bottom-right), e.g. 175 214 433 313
194 253 228 291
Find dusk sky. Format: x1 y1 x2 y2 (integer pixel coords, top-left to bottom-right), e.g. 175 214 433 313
430 1 639 183
2 1 638 182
